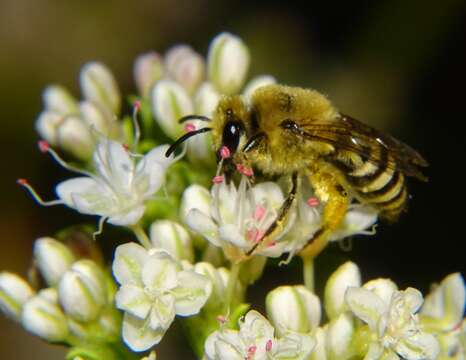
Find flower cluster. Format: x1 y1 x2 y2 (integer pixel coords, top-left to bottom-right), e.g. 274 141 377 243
1 32 463 360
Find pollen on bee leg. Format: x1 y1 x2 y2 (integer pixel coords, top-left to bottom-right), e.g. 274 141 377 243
306 197 320 207
184 123 196 133
16 178 63 207
212 175 224 184
219 146 231 159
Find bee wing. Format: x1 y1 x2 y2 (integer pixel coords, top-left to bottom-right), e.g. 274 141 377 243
300 113 428 181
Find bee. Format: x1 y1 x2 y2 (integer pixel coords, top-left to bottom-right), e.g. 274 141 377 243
166 84 428 258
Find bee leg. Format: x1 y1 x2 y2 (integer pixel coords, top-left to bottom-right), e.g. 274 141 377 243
299 175 349 259
246 172 298 256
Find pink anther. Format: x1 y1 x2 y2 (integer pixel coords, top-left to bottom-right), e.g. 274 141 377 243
216 315 226 324
184 123 196 133
247 345 257 355
267 240 277 248
220 146 231 159
122 144 130 152
133 100 141 112
236 164 254 177
17 178 28 186
212 175 224 184
253 205 266 221
266 339 273 352
38 140 50 153
306 197 320 207
247 228 265 243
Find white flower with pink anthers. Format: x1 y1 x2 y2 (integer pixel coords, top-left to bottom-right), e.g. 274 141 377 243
204 310 315 360
18 136 174 230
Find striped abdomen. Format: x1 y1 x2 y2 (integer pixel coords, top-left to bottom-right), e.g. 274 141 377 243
335 146 408 221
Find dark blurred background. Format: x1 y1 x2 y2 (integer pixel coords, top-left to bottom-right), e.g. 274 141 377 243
1 0 465 358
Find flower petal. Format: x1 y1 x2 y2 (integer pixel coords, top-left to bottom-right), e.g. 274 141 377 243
173 270 211 316
142 254 178 291
363 279 398 304
395 332 439 360
345 287 386 331
122 313 165 352
107 206 145 226
115 284 151 320
243 75 276 100
329 205 377 241
326 312 354 358
205 329 244 360
241 310 274 341
56 177 113 215
274 331 316 360
93 139 134 191
149 294 176 331
112 242 149 286
185 208 221 246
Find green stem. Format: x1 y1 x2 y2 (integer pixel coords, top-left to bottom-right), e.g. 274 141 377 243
131 225 151 249
302 257 314 292
223 262 242 314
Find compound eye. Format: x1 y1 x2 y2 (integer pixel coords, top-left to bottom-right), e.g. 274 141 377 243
222 121 242 153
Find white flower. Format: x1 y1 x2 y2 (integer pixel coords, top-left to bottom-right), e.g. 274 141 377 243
112 243 211 351
324 261 361 320
0 272 34 321
325 312 354 359
150 220 194 262
58 260 107 322
33 237 75 286
421 273 465 359
205 310 315 360
207 32 250 95
346 285 440 360
184 177 377 261
21 288 69 342
266 285 321 336
55 139 174 226
184 178 291 260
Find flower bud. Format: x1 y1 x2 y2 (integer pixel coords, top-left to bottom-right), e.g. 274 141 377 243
326 313 354 359
243 75 276 100
151 80 193 139
180 184 211 225
193 262 225 310
165 45 205 93
58 260 107 322
194 82 221 117
134 51 164 98
35 111 63 145
57 115 95 160
43 85 78 114
80 62 121 115
0 272 34 321
150 220 194 262
207 32 250 94
324 262 361 319
266 285 321 336
79 101 116 138
33 237 75 286
22 289 68 342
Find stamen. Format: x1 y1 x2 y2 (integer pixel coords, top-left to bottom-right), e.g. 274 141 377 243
17 179 63 206
93 216 107 240
267 240 277 247
236 164 254 177
122 144 130 152
184 123 196 133
306 197 320 207
132 100 142 151
212 175 224 184
37 141 94 178
266 339 273 352
220 146 231 159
